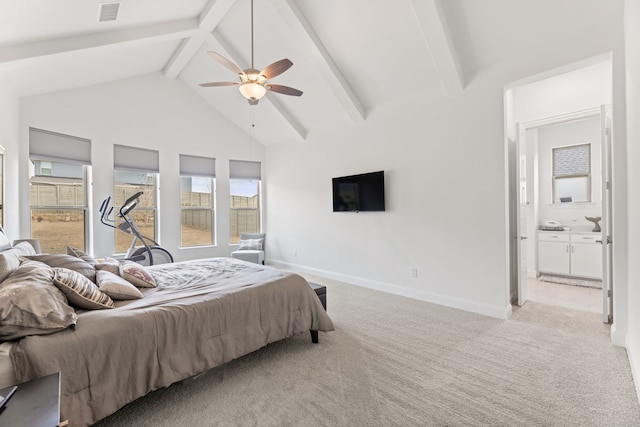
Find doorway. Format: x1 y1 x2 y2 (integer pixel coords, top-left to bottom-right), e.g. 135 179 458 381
505 58 613 322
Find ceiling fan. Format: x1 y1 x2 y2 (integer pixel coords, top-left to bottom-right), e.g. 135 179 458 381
199 0 303 106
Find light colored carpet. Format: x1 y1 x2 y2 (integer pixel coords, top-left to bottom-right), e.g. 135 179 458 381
94 273 640 427
539 274 602 289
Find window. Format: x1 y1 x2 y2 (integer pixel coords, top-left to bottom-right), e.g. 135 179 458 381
180 154 216 247
113 145 159 254
40 161 52 176
29 128 91 253
552 143 591 203
229 160 261 244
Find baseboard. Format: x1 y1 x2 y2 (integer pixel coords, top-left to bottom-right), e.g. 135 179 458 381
610 323 627 348
270 260 512 320
626 339 640 403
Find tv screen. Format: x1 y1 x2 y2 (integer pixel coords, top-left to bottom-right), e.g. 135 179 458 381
332 171 385 212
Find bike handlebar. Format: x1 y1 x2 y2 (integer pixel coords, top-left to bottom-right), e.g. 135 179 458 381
119 191 144 217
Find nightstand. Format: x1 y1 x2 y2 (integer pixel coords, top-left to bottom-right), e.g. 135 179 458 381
0 372 66 427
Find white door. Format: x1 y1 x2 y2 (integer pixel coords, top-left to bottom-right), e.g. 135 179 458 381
600 105 613 323
516 124 528 306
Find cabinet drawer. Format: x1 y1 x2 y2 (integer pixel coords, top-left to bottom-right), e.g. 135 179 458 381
571 234 600 243
538 232 570 242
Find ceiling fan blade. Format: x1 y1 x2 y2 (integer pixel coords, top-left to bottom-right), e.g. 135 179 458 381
261 59 293 80
266 84 303 97
199 82 240 87
207 51 244 76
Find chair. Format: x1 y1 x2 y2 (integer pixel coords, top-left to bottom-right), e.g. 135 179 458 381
231 233 265 264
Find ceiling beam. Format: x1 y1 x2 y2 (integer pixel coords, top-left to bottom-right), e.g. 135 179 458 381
270 0 366 124
411 0 464 95
164 0 237 79
206 32 307 142
264 92 307 142
0 19 198 67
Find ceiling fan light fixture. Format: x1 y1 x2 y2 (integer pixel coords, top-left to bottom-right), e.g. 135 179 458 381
239 83 266 101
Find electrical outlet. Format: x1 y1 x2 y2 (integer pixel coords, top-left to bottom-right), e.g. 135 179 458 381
411 268 418 278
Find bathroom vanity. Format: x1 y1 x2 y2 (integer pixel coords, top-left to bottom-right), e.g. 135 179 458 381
537 231 602 279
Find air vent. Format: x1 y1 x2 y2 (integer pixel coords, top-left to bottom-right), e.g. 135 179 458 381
99 2 120 22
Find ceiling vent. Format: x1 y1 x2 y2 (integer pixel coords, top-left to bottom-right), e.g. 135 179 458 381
99 2 120 22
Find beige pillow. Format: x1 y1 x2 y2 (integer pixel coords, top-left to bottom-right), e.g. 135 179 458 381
25 254 96 283
52 268 114 310
95 257 121 276
119 261 157 288
66 246 98 266
96 270 143 300
0 261 77 341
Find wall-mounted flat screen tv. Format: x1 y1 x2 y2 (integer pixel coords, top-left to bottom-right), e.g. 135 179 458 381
332 171 385 212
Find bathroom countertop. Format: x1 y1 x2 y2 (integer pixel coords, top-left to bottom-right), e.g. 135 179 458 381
538 226 600 234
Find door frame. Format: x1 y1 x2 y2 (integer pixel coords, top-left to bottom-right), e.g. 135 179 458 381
512 107 611 318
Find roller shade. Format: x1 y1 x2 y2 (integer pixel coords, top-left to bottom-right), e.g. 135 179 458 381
29 127 91 165
180 154 216 178
114 144 159 173
229 160 261 180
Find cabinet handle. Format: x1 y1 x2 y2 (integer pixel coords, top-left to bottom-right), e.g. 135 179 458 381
566 245 569 253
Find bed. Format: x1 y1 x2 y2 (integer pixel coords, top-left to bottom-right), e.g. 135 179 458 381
0 235 333 426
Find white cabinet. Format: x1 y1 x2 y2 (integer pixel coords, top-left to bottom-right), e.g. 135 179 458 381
537 232 602 279
538 233 570 275
570 234 603 279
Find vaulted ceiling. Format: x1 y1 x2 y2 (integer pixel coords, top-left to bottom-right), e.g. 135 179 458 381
0 0 624 145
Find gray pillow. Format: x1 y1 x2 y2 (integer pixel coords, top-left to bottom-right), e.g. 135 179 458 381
96 270 143 300
0 227 10 252
25 254 96 283
66 246 98 266
0 260 77 341
0 248 21 283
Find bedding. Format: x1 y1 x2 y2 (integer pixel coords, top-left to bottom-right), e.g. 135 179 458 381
8 257 333 426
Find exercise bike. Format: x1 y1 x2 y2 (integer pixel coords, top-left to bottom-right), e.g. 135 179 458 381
99 191 173 266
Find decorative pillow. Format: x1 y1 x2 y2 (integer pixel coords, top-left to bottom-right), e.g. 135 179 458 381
119 261 156 288
66 246 98 266
0 261 77 341
238 238 263 251
25 254 96 283
95 257 121 276
52 268 114 310
96 270 143 300
0 247 22 283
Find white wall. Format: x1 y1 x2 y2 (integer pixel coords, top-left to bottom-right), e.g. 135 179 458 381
18 72 264 261
267 66 515 319
0 73 20 238
265 9 626 321
624 0 640 400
